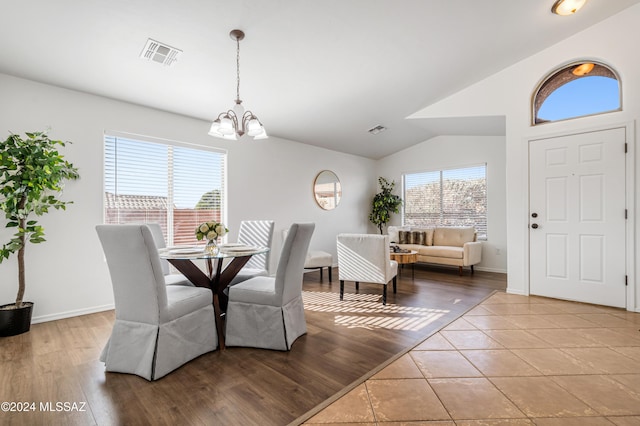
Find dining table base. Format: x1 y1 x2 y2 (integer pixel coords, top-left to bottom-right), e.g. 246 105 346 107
167 255 253 350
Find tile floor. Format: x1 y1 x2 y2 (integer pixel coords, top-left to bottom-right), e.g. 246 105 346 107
302 292 640 425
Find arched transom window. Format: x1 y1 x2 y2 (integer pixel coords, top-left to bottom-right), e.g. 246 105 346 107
532 61 621 125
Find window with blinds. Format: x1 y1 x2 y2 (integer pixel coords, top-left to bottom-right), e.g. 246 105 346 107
104 134 226 246
403 164 487 239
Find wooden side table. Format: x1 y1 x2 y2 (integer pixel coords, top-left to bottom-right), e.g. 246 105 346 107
389 250 418 279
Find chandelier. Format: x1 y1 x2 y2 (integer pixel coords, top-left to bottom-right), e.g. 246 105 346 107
208 29 267 140
551 0 587 15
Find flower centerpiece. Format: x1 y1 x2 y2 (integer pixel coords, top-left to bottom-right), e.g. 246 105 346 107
195 221 228 255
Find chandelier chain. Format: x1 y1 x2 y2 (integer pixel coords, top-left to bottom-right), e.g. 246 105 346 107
208 29 266 140
236 37 241 103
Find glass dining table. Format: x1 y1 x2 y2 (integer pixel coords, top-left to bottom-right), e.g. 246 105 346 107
158 244 270 349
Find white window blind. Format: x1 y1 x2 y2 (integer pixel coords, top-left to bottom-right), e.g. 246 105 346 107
403 164 487 239
104 134 226 246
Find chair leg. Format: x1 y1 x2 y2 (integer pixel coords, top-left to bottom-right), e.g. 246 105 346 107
340 280 344 300
355 281 359 291
471 265 475 274
382 284 387 305
458 266 463 276
328 266 332 282
393 276 397 293
319 267 323 282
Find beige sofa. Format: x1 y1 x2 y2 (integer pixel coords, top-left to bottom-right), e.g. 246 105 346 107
387 226 482 275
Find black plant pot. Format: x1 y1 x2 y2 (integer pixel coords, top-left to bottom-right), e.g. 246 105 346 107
0 302 34 337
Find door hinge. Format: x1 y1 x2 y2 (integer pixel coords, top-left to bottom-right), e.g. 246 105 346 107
625 143 628 153
625 209 628 219
625 275 628 286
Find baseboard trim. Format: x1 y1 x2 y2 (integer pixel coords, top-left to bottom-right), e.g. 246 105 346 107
32 304 115 324
474 266 507 274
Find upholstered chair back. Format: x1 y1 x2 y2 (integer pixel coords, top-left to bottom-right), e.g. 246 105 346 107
146 222 171 275
337 233 393 285
96 224 167 323
276 223 315 304
238 220 275 271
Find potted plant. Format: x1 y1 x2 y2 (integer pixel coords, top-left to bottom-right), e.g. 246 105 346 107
0 131 80 336
369 177 402 234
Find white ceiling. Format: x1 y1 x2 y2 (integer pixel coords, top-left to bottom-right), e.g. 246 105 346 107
1 0 638 159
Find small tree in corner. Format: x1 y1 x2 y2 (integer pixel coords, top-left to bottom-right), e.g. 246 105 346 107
369 177 402 234
0 131 80 309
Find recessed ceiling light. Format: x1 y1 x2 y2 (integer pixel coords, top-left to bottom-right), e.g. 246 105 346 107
368 125 387 135
139 38 182 66
551 0 587 16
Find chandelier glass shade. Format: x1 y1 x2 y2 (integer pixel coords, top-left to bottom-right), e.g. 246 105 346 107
551 0 587 16
209 29 267 140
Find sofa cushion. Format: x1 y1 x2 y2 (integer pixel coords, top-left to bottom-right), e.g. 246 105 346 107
425 246 464 259
399 244 428 253
433 227 476 247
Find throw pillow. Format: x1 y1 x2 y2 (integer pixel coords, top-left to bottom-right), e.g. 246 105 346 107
412 231 426 246
399 230 412 244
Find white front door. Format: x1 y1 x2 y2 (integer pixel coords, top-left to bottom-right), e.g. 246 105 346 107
529 127 627 308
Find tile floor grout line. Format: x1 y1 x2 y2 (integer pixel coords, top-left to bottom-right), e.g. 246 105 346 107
295 290 500 425
306 294 640 424
363 380 380 425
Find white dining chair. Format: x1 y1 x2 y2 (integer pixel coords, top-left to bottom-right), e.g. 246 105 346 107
227 220 275 286
336 233 398 305
225 222 314 350
96 224 217 380
146 222 192 286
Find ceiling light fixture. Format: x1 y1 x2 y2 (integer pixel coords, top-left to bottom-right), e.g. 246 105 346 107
551 0 587 16
208 29 267 140
572 62 595 76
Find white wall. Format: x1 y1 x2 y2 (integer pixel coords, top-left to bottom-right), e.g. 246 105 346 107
409 5 640 311
0 73 376 322
376 135 507 273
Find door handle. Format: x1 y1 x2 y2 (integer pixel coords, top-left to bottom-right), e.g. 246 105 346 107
531 223 539 229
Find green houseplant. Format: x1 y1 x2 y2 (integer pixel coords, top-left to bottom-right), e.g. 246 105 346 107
0 131 79 336
369 177 402 234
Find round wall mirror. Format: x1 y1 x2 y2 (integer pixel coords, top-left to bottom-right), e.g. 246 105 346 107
313 170 342 210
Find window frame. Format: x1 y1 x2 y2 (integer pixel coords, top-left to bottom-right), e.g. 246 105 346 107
402 163 488 240
531 60 622 126
103 130 227 246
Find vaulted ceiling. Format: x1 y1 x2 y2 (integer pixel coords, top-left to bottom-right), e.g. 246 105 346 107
1 0 638 159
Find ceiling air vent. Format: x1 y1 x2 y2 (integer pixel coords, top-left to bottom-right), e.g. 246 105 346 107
368 125 387 135
140 38 182 66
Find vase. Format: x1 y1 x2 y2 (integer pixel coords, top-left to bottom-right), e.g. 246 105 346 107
205 239 219 256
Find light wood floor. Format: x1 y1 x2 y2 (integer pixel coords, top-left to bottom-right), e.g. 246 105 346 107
0 265 505 425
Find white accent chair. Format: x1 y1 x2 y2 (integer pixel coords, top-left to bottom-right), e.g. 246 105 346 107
146 222 192 286
283 228 333 282
336 233 398 305
227 220 275 287
225 223 315 350
96 224 217 380
304 250 333 282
